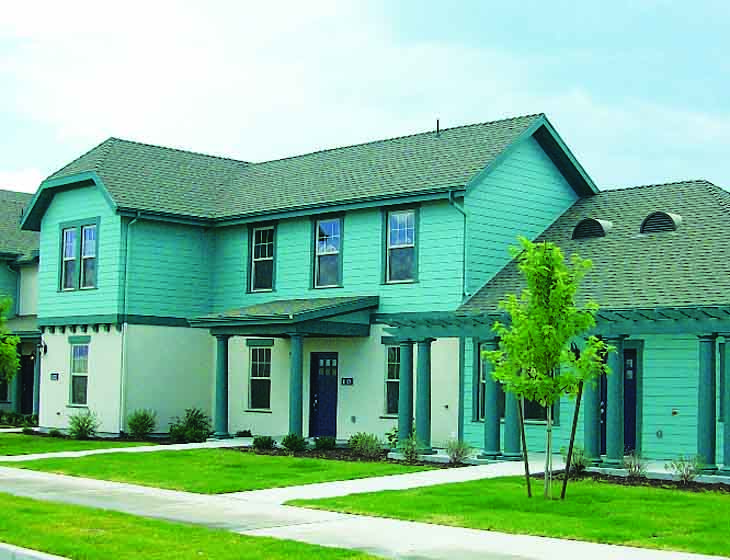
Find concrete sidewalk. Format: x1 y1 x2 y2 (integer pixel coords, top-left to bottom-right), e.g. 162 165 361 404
0 465 721 560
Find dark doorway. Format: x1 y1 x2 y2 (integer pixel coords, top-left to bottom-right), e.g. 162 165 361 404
623 348 638 454
599 373 607 456
309 352 338 438
19 354 35 415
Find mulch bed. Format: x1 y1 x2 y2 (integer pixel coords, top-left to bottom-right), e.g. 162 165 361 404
535 470 730 493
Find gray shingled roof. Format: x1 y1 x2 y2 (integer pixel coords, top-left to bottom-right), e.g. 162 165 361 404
44 114 542 220
0 189 38 258
459 180 730 312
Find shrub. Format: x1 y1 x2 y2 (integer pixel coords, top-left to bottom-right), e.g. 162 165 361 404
314 436 336 451
401 433 420 464
127 409 157 439
623 452 647 479
21 426 34 435
348 432 383 459
445 439 472 464
68 410 100 440
235 429 253 437
281 433 308 452
385 426 398 449
666 455 703 485
253 435 276 451
560 444 590 476
48 428 64 438
168 408 211 443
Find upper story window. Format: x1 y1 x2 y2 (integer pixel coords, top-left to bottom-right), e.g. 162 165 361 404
314 218 342 288
251 226 275 292
60 220 98 291
386 209 417 283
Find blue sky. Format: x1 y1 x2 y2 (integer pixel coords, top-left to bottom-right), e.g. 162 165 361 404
1 1 729 193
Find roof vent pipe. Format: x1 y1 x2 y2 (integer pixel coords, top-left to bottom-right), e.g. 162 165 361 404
436 119 440 137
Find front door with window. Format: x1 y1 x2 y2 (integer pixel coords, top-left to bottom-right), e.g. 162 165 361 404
19 355 34 415
309 352 338 437
623 348 638 453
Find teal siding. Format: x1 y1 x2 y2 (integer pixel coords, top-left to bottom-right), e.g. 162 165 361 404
126 221 212 317
465 135 579 294
212 200 464 314
0 264 17 316
38 186 122 319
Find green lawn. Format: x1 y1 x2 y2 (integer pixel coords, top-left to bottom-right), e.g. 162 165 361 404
292 476 730 557
0 492 376 560
0 433 150 456
6 449 430 493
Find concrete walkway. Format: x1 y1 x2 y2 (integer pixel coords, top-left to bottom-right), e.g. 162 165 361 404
0 465 722 560
0 437 252 462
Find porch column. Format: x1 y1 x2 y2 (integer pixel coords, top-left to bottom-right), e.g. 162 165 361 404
697 334 717 471
503 392 521 460
397 341 414 448
32 346 41 416
480 339 501 459
583 378 601 464
604 335 625 467
288 334 304 437
213 334 231 439
721 340 730 474
415 338 434 453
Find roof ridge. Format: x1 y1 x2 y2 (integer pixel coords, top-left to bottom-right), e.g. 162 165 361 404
108 137 251 165
603 179 717 193
248 113 545 166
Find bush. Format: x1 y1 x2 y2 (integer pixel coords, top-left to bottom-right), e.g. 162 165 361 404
402 433 420 464
48 428 64 438
253 435 276 451
21 426 34 435
348 432 383 459
385 426 398 449
666 455 703 485
235 429 253 437
623 452 647 479
281 433 308 452
168 408 211 443
127 409 157 439
445 439 472 464
560 445 590 476
68 410 100 440
314 436 336 451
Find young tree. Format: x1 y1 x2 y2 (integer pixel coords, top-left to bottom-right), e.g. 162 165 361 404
483 237 611 499
0 296 20 385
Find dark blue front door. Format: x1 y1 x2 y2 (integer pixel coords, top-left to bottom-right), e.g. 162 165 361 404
623 348 638 453
309 353 338 437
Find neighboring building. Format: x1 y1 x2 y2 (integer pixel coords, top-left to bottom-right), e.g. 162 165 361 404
16 113 730 470
0 189 40 416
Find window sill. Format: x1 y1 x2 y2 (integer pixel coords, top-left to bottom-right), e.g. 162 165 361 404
383 279 419 285
66 404 89 409
244 409 272 414
379 415 398 420
312 285 343 290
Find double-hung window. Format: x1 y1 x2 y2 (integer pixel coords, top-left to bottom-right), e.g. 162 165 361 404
385 346 400 415
386 209 416 282
70 344 89 405
60 221 98 290
249 348 272 409
477 356 505 421
314 218 342 288
251 226 275 292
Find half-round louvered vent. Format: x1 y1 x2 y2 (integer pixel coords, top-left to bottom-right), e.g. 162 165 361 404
572 218 612 240
640 211 681 233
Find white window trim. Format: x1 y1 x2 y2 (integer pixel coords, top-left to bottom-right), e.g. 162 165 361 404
61 228 77 291
314 218 342 288
386 209 416 284
69 344 89 406
249 347 272 410
251 226 275 292
80 224 97 290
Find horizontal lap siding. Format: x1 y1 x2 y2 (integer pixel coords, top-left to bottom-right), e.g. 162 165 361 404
212 200 464 313
38 186 121 318
0 266 16 314
465 136 579 294
126 221 212 317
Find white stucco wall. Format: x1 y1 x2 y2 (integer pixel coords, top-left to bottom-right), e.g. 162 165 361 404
124 324 215 432
17 263 37 316
39 329 122 433
228 326 460 446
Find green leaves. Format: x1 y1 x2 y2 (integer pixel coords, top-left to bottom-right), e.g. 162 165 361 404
0 296 20 383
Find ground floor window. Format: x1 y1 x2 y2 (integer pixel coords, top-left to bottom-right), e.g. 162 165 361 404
70 344 89 405
477 357 505 421
385 346 400 415
249 348 272 410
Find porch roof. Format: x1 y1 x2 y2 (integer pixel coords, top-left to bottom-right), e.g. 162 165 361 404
189 296 379 337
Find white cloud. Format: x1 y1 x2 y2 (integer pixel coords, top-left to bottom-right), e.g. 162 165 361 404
0 169 44 193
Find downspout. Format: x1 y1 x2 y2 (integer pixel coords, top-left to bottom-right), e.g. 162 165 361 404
448 190 469 300
118 212 140 432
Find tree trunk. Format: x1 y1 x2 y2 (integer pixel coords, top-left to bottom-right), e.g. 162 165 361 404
517 397 532 498
561 380 584 500
545 404 553 499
